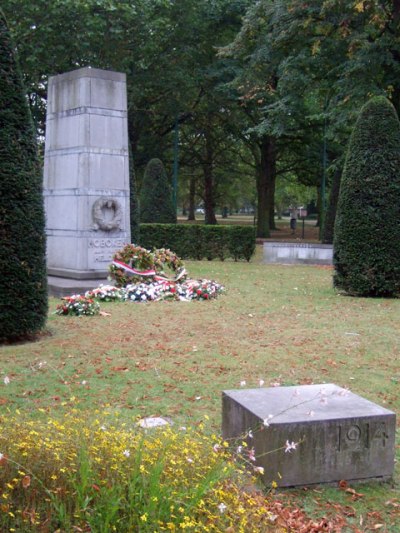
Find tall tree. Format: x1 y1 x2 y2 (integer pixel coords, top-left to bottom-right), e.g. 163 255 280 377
140 159 176 224
333 97 400 296
0 9 47 341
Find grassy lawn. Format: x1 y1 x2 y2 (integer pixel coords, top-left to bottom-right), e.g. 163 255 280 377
1 246 399 530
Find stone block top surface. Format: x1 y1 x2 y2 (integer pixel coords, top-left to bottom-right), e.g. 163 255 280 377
223 384 394 424
49 67 126 84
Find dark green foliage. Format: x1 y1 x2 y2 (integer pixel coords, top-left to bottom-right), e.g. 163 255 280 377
322 167 342 244
333 96 400 297
129 146 140 244
227 225 256 262
140 159 176 224
0 10 47 340
140 224 255 262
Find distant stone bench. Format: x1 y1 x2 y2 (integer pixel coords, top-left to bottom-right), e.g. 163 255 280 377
222 384 395 487
263 242 333 265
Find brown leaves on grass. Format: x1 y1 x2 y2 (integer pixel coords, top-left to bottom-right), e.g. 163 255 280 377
273 482 400 532
268 498 348 532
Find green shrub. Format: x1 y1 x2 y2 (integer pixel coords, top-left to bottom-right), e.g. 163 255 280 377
333 96 400 296
129 146 140 243
140 224 256 261
0 10 47 341
228 225 256 261
140 158 176 224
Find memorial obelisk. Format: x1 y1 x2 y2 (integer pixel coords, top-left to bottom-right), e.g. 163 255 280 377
44 67 130 293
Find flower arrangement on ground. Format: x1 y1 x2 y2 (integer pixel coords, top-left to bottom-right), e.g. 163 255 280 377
109 244 185 287
85 285 124 302
55 295 100 316
56 245 225 315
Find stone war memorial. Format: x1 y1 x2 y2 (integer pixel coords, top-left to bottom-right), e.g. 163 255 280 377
222 383 396 487
44 67 130 295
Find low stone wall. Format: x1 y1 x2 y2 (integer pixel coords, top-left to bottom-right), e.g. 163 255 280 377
263 242 333 265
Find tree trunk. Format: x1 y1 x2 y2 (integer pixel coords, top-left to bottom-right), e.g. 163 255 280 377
268 171 277 230
187 174 196 221
256 136 276 238
203 130 217 225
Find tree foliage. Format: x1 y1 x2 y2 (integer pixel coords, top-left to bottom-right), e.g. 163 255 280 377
3 0 400 238
0 9 47 341
333 96 400 297
140 159 176 224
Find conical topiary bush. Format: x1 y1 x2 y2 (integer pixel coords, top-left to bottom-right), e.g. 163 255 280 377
0 9 48 340
333 96 400 297
140 158 176 224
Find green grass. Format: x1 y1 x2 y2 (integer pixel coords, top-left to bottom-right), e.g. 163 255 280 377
1 246 399 529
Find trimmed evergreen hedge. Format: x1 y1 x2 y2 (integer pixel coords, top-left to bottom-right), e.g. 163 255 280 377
129 146 140 243
140 158 176 224
0 10 48 340
139 224 256 261
333 96 400 297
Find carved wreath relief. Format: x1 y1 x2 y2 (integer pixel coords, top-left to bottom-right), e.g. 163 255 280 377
92 197 122 231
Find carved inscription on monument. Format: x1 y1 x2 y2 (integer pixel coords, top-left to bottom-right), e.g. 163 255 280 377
338 422 389 451
88 238 125 264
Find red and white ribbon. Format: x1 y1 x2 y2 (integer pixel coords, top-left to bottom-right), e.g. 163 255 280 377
112 260 156 277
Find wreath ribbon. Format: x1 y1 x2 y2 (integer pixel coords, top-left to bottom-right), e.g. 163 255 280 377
111 260 156 277
112 260 187 282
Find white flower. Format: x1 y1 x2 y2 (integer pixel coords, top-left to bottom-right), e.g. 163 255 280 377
259 379 265 387
213 444 221 453
217 503 227 513
254 466 264 475
240 380 246 387
247 430 254 439
284 440 298 453
123 449 130 458
3 376 10 385
100 425 106 431
81 380 87 385
236 445 243 454
263 415 273 427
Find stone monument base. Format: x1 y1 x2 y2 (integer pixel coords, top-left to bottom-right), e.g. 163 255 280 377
48 275 109 298
222 384 395 487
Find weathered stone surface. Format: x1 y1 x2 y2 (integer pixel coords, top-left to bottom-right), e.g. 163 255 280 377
222 384 396 487
44 67 130 282
263 242 333 265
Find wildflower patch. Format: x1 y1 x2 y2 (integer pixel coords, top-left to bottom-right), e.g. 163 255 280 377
0 410 275 532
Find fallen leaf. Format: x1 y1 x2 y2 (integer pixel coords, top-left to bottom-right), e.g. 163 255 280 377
22 475 31 489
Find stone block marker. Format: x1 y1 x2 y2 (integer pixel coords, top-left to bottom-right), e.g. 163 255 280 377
263 242 333 265
222 384 395 487
44 67 130 280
